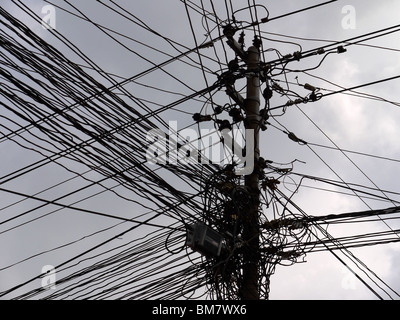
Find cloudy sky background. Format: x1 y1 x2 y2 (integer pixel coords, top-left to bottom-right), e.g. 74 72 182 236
1 0 400 300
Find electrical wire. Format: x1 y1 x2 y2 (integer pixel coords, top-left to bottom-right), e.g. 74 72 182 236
2 0 400 301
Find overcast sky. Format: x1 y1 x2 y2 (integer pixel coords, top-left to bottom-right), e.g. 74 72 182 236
1 0 400 300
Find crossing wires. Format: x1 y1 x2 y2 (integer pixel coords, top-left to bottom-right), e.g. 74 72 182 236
1 0 400 300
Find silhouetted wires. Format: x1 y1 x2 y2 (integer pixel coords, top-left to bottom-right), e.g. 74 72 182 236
1 0 400 300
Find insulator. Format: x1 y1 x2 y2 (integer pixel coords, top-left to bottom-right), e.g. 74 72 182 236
287 131 307 144
258 157 267 169
263 86 273 100
228 58 239 72
337 45 347 54
223 24 237 38
304 83 316 92
253 35 262 48
228 108 243 122
193 113 212 122
228 107 241 117
259 109 269 120
218 119 232 131
293 51 302 61
309 91 318 102
238 31 245 46
214 106 223 114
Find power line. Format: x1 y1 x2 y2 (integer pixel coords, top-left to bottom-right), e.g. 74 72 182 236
2 0 400 301
270 74 400 111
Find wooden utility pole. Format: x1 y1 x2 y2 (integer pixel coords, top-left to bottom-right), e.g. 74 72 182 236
241 45 261 300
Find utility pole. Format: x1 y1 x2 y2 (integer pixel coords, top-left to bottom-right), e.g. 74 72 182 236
241 45 261 300
223 26 262 299
189 11 350 300
189 26 264 299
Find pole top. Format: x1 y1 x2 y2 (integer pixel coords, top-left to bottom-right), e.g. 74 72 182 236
246 45 260 66
247 45 259 54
